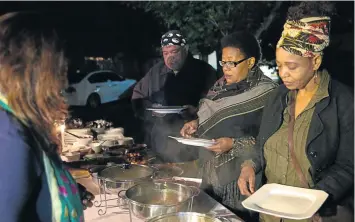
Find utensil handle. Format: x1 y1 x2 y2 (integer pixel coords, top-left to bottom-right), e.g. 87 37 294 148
117 190 127 198
65 131 85 139
88 166 107 174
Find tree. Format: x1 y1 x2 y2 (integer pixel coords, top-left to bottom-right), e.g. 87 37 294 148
125 1 282 55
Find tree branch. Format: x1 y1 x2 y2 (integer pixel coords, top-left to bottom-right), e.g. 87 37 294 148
206 16 226 36
227 1 232 17
255 1 282 39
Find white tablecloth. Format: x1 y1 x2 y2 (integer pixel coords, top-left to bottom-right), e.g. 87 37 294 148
84 194 244 222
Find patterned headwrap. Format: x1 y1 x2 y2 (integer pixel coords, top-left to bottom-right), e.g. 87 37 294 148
277 16 331 57
161 30 187 47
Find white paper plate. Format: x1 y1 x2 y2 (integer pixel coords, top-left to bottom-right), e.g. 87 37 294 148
242 183 328 220
147 106 187 114
169 136 216 148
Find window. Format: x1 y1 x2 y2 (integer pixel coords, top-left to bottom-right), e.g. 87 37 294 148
88 73 110 83
106 72 125 81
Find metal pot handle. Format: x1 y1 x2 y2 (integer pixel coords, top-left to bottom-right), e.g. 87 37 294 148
150 166 160 179
117 189 128 199
188 185 200 197
216 216 232 222
206 213 232 222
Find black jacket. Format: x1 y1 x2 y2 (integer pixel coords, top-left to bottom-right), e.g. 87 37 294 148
250 79 354 215
131 53 217 121
131 53 217 162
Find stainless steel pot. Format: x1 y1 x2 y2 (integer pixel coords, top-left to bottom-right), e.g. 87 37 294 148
120 181 196 220
96 164 155 206
147 212 228 222
151 164 184 179
97 164 154 188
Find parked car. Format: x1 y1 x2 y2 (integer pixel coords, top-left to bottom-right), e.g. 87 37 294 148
63 70 136 108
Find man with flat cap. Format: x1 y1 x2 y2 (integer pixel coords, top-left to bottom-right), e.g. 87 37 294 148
132 30 217 163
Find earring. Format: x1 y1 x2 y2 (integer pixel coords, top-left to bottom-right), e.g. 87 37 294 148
314 71 319 84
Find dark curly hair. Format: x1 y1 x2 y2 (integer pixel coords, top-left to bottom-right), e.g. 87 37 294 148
220 31 262 64
287 1 336 20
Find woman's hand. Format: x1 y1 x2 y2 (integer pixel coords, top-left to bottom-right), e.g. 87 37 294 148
237 165 256 196
77 183 95 210
207 137 234 153
180 120 198 138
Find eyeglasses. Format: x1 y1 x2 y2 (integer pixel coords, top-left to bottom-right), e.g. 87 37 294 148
219 57 249 68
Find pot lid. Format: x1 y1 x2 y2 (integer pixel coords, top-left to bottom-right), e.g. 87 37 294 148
98 164 154 181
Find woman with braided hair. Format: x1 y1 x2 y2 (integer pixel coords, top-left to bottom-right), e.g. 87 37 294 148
238 2 353 222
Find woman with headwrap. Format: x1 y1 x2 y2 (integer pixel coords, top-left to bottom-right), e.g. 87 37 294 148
180 31 278 221
238 3 354 222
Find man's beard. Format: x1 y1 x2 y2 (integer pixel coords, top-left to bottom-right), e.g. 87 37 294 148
167 56 185 71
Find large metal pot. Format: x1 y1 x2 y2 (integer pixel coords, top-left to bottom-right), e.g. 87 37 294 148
97 164 155 191
151 164 184 179
147 212 227 222
121 181 196 220
96 164 155 207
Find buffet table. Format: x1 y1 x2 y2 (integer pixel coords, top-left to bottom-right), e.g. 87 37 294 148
63 124 244 222
78 176 244 222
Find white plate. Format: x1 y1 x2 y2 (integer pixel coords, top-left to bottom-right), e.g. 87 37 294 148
242 183 329 220
169 136 216 148
147 106 187 114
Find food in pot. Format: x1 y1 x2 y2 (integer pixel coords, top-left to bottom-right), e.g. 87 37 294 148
133 190 182 205
68 169 90 179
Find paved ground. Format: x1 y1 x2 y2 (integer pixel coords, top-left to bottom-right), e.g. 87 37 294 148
68 98 145 143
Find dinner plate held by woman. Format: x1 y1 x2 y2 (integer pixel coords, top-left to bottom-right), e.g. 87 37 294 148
242 183 328 220
168 136 216 148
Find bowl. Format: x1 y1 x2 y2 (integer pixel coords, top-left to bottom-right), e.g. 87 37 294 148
91 142 103 153
118 137 134 145
91 127 106 134
105 127 124 135
61 152 80 162
67 128 90 135
98 134 124 141
84 153 104 160
76 136 93 146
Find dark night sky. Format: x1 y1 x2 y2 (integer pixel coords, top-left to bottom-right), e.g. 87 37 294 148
0 1 352 59
0 2 164 58
0 1 352 85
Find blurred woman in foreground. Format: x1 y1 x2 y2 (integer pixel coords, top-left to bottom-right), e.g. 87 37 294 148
0 12 89 221
180 31 277 221
237 2 354 222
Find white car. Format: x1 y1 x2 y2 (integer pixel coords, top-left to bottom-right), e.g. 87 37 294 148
63 70 136 108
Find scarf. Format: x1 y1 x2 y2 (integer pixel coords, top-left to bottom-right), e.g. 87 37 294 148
277 16 331 57
205 66 264 101
197 69 278 186
0 97 84 222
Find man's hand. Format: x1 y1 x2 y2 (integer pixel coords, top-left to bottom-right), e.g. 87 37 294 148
237 165 256 196
206 137 233 153
180 120 198 138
